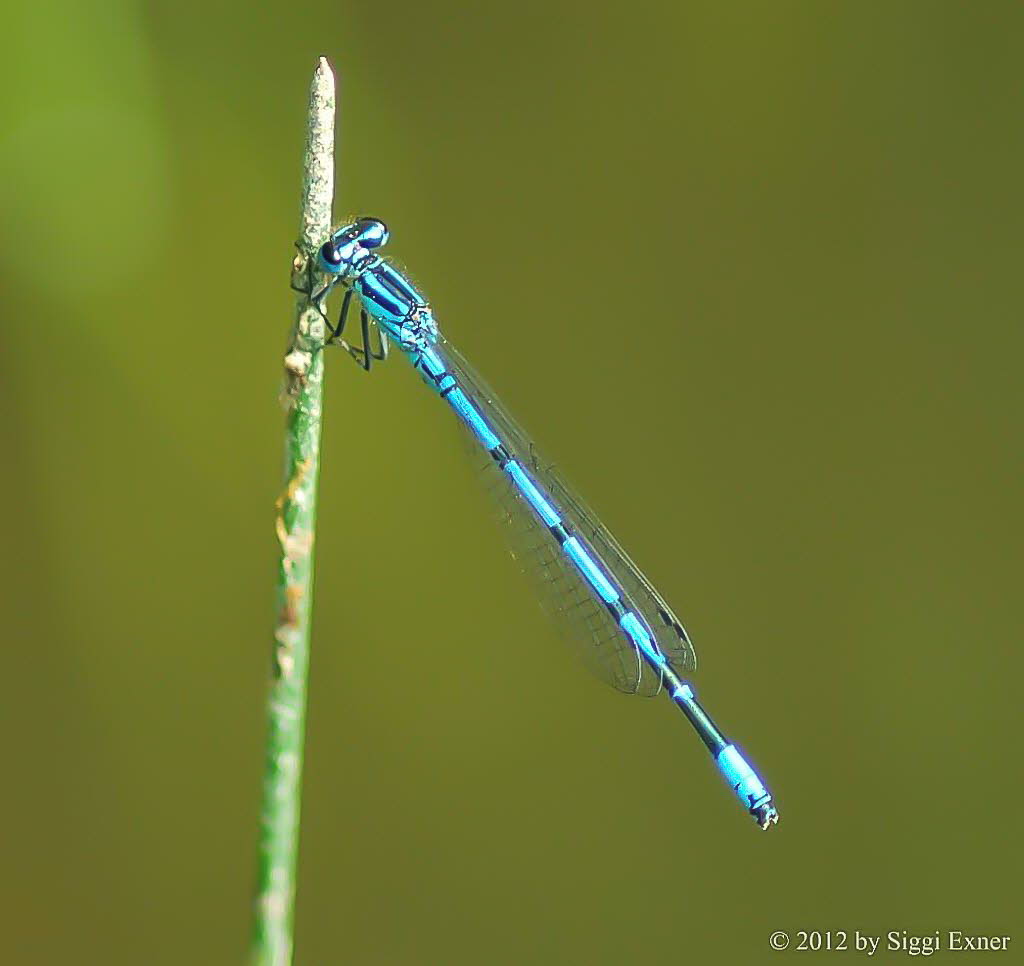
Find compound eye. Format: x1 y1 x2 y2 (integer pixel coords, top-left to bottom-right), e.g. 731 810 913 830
318 241 343 273
356 217 389 250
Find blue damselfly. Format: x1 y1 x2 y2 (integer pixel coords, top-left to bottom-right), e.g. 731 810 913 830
309 218 779 829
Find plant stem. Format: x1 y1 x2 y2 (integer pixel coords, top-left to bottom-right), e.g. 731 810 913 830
252 56 335 966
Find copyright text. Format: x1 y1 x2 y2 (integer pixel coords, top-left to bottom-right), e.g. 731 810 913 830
768 930 1012 956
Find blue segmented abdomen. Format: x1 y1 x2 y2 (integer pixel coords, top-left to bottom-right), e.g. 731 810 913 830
414 344 669 679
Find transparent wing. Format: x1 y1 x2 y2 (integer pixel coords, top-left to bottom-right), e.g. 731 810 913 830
437 337 697 696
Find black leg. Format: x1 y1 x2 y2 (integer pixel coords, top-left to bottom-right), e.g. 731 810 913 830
310 278 336 309
325 288 354 344
361 311 390 365
289 242 312 295
348 309 374 371
338 308 391 372
290 243 334 304
372 326 390 362
332 304 372 370
294 274 336 326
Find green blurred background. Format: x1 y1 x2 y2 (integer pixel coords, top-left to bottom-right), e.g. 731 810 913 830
1 2 1020 963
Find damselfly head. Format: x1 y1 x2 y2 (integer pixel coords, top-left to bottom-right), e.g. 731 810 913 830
318 218 390 275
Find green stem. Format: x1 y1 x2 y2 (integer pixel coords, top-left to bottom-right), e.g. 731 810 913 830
251 56 335 966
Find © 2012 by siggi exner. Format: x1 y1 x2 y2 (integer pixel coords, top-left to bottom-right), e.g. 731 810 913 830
879 930 1012 956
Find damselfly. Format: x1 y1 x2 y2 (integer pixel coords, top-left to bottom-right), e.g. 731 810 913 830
309 218 779 829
